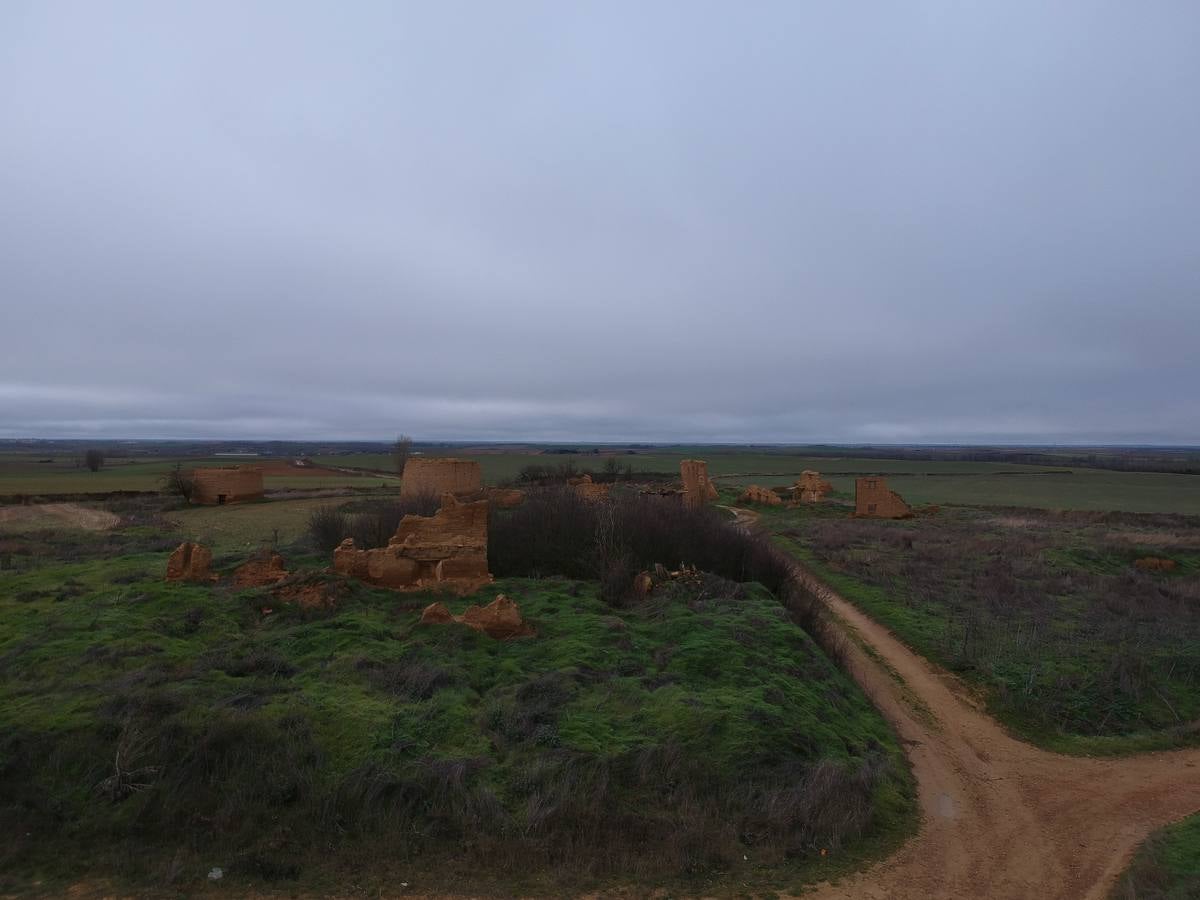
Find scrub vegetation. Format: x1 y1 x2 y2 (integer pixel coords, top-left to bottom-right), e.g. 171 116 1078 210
0 498 912 895
1114 815 1200 899
763 502 1200 753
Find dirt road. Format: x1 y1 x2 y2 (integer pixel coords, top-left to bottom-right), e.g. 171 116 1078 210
784 544 1200 899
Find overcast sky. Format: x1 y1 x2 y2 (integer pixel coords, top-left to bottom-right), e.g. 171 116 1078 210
2 2 1198 443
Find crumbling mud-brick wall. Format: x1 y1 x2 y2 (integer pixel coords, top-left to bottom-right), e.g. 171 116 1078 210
191 466 264 505
400 458 483 499
334 493 492 594
854 477 913 519
738 484 782 506
680 459 718 510
792 470 833 504
572 474 610 503
165 542 214 582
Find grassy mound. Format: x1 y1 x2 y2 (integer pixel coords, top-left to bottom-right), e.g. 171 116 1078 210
0 530 911 895
1115 814 1200 899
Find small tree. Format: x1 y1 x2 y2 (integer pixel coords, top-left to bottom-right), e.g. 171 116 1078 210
84 449 105 472
393 434 413 478
161 463 195 503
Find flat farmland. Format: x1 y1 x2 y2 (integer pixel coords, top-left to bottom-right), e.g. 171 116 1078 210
0 455 393 496
166 496 347 552
320 451 1200 515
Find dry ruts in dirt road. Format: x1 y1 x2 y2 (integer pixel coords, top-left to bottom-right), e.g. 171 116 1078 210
790 559 1200 900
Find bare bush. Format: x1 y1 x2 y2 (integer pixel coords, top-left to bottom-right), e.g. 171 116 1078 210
393 434 413 478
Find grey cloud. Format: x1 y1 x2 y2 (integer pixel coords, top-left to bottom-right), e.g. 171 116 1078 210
2 1 1198 443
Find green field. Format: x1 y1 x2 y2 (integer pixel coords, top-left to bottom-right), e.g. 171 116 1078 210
4 448 1198 514
757 501 1200 754
0 455 393 496
317 451 1200 515
0 499 913 895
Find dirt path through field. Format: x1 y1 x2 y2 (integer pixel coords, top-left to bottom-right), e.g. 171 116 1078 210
743 508 1200 899
0 503 120 531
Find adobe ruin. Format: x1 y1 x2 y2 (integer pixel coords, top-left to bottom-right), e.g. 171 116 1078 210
333 493 492 594
854 477 913 519
419 594 535 640
400 457 482 499
737 484 782 506
485 487 525 509
572 473 610 503
680 459 718 510
791 470 833 504
232 552 289 588
165 542 215 582
191 466 264 505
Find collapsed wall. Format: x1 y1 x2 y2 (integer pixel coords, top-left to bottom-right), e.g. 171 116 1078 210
572 474 610 503
680 459 718 510
191 466 264 505
334 493 492 594
401 458 483 499
854 477 912 519
738 484 782 506
165 542 214 582
792 470 833 504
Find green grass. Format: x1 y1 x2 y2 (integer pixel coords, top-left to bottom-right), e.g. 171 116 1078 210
1114 813 1200 899
0 522 913 896
760 502 1200 755
322 451 1200 514
7 448 1199 513
0 455 392 496
166 496 395 553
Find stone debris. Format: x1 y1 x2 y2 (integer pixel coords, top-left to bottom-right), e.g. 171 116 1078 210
854 477 913 519
401 457 482 499
632 570 654 598
232 552 289 587
165 542 215 583
680 459 718 509
791 470 833 504
419 594 534 640
334 493 492 594
485 487 525 508
572 473 610 503
190 466 264 505
738 484 782 506
273 577 340 610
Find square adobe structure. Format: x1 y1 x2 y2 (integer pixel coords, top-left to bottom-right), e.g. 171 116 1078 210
191 466 264 505
401 457 483 499
680 459 718 510
792 470 833 504
854 477 912 519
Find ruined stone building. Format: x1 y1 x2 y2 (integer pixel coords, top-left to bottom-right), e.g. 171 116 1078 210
334 493 491 594
854 477 912 519
792 470 833 504
401 457 483 499
191 466 264 505
572 473 610 503
680 459 718 510
165 542 214 582
738 484 782 506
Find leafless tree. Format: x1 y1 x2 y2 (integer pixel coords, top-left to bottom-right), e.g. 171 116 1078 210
161 462 195 503
393 434 413 478
84 449 105 472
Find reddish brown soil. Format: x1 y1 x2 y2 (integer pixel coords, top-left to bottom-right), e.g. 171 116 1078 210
785 541 1200 899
